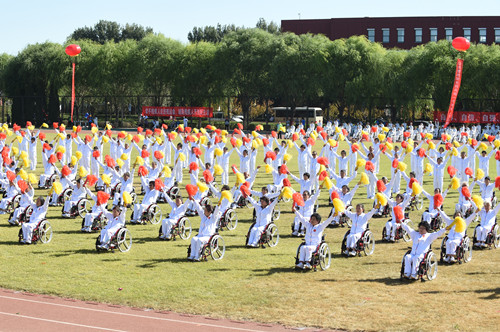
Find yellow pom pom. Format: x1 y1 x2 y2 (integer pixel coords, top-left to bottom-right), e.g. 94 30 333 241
494 139 500 148
382 127 389 133
122 192 132 205
214 148 223 157
105 123 112 130
452 217 467 233
236 173 245 184
479 142 488 151
338 134 345 141
120 153 128 161
265 164 273 174
178 152 186 162
356 159 366 169
193 128 199 134
11 147 19 156
19 169 28 180
135 156 144 166
328 139 337 147
377 134 386 141
91 127 98 134
451 177 460 190
200 128 206 134
428 141 435 150
251 140 258 149
78 166 88 178
476 168 485 180
398 162 407 172
386 142 394 151
221 130 228 136
41 123 49 128
101 174 111 186
452 147 459 156
252 131 258 138
22 157 29 168
282 187 294 199
375 192 388 206
213 164 223 176
405 145 413 153
197 181 208 192
102 136 109 143
256 138 263 146
162 165 172 177
199 136 207 144
332 198 345 214
453 141 460 148
283 153 292 162
424 163 433 174
16 136 22 144
127 134 133 142
220 190 233 203
335 126 341 133
75 151 82 160
412 182 422 196
52 181 63 195
472 195 483 210
235 139 243 147
360 173 369 185
322 177 333 190
73 126 77 132
71 156 78 166
425 133 433 140
56 145 65 154
28 173 37 184
116 159 124 168
137 134 145 141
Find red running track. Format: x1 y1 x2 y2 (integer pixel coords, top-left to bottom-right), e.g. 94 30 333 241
0 288 329 332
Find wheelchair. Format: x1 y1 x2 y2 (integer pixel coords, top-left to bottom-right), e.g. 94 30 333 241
294 236 331 272
233 196 250 209
341 226 375 257
157 184 179 203
186 197 210 216
246 222 279 248
187 233 225 261
4 194 21 214
473 222 500 249
373 203 390 218
440 234 472 264
422 211 446 232
67 198 92 218
159 216 192 240
218 208 238 231
327 205 352 228
38 173 58 189
95 227 132 252
382 219 412 242
400 249 438 281
408 195 424 211
10 205 33 225
81 213 107 232
110 183 121 197
18 219 53 244
135 203 162 225
57 188 73 206
114 188 137 207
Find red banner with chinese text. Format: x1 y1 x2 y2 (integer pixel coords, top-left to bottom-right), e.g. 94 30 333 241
142 106 213 118
434 111 500 124
444 58 464 128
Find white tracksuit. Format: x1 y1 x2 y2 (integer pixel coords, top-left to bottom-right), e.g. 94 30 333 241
188 200 222 260
344 209 377 249
247 197 279 246
294 211 334 262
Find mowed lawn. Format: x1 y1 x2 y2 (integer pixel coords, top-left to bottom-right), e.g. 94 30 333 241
0 131 499 331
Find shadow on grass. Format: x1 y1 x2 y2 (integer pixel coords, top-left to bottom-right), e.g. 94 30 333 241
50 249 97 257
357 277 407 286
137 257 187 268
57 230 88 235
421 288 499 300
252 267 296 276
0 240 21 245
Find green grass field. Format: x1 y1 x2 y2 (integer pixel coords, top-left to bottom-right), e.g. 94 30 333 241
0 132 499 331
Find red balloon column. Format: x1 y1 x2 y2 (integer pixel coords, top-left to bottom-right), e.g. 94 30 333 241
444 37 470 128
65 44 81 122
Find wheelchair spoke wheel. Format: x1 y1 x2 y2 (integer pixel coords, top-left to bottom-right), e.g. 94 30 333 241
402 220 413 242
272 208 280 221
78 199 91 218
149 205 162 225
463 236 472 263
178 217 192 240
416 197 424 210
266 223 279 247
426 252 438 280
130 193 137 205
39 220 53 244
63 189 73 203
363 231 375 256
224 209 238 231
318 243 331 270
493 225 500 248
210 235 225 260
169 187 179 199
117 228 132 252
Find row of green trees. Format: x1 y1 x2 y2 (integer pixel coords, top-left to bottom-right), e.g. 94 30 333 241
1 28 500 126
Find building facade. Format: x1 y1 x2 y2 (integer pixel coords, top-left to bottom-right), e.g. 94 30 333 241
281 16 500 49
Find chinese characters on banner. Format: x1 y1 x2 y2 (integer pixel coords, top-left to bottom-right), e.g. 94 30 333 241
434 111 499 124
142 106 213 118
444 58 464 128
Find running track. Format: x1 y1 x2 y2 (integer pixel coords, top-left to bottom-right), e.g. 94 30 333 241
0 288 329 332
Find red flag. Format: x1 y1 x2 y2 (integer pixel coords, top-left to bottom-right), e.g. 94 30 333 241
444 58 464 128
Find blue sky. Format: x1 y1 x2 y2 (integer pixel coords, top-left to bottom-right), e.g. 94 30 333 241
1 0 499 55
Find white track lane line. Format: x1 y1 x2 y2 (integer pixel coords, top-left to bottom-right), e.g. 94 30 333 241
0 295 267 332
0 311 126 331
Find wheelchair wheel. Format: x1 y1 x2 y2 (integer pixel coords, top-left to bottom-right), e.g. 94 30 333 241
295 242 304 265
415 196 424 210
425 252 438 280
224 209 238 231
38 220 53 244
266 223 279 247
341 231 349 255
169 186 179 199
130 192 137 205
201 197 210 207
209 234 225 260
439 236 447 263
463 236 472 263
117 228 132 252
281 196 291 203
148 205 162 225
78 199 92 218
63 189 73 203
178 217 192 240
92 215 106 231
318 242 331 270
363 231 375 256
402 220 413 242
493 224 500 248
272 208 280 221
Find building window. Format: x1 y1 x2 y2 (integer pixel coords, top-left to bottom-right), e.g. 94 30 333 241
382 28 390 43
367 28 375 42
495 28 500 43
463 28 471 40
415 28 422 43
430 28 438 42
479 28 487 43
445 28 453 41
397 28 404 43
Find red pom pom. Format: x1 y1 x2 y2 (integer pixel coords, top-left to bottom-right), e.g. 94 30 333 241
433 194 443 208
117 132 126 139
447 166 457 177
317 126 323 132
242 137 251 144
465 167 473 176
293 192 305 207
377 180 386 193
292 133 299 142
404 132 411 138
307 137 315 146
487 135 495 143
154 151 164 160
185 127 192 133
0 133 6 140
141 150 150 158
92 150 100 158
240 185 250 198
461 187 471 199
97 191 110 206
56 151 63 161
237 123 243 130
86 175 98 187
61 165 71 177
193 147 202 156
203 170 214 183
271 131 277 138
317 157 329 165
280 164 288 174
318 170 328 181
52 122 59 129
155 178 165 191
365 161 374 172
283 178 291 187
445 142 452 151
265 151 276 161
471 139 478 147
300 129 306 136
394 206 404 222
418 148 425 158
230 137 237 147
189 162 199 171
392 159 399 169
401 141 408 148
330 191 340 201
262 138 270 146
145 129 153 136
18 180 28 193
138 165 149 176
137 127 143 133
495 176 500 189
409 178 418 189
106 158 116 168
320 131 327 140
48 154 57 164
371 126 377 133
6 170 15 182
